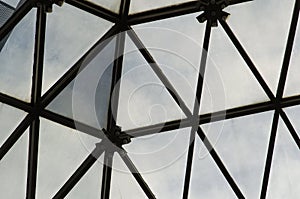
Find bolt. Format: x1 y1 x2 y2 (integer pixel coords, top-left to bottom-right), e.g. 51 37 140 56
122 139 129 144
56 0 64 6
46 6 53 13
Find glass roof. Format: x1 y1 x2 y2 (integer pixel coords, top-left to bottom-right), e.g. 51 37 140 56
284 25 300 97
201 111 274 198
226 0 295 94
42 3 112 94
0 8 35 101
0 129 28 198
37 118 99 198
0 0 299 198
267 117 300 198
129 0 197 14
89 0 121 13
189 136 237 198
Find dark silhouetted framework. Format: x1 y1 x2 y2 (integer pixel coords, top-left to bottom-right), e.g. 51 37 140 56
0 0 299 198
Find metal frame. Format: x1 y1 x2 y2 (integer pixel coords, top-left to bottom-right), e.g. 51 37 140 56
0 0 299 198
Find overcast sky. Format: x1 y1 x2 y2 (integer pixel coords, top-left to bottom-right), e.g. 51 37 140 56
0 0 300 198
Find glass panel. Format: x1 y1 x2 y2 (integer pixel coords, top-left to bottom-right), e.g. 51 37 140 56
1 0 23 8
283 20 300 97
0 9 35 101
200 111 273 199
0 103 26 145
116 128 190 198
0 1 14 51
267 119 300 199
226 0 294 93
189 135 236 198
133 13 205 111
66 155 103 199
0 129 28 198
200 26 269 114
117 35 185 131
43 3 112 94
111 154 148 199
89 0 121 13
283 105 300 138
129 0 196 14
37 118 100 198
46 38 116 130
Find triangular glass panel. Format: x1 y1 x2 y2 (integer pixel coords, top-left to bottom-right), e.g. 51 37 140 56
283 20 300 97
189 134 237 198
283 105 300 138
200 111 273 199
91 0 121 13
226 0 294 93
266 118 300 199
200 26 269 114
132 13 205 111
0 8 35 102
0 1 14 51
0 128 28 198
0 103 27 145
0 0 24 8
117 35 186 131
46 37 116 130
110 153 148 199
37 118 100 198
66 155 104 199
43 3 113 94
129 0 196 14
117 128 190 198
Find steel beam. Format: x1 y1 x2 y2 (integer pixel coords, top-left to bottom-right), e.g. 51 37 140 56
260 111 280 199
0 92 31 112
127 27 192 118
100 150 114 199
122 94 300 138
277 0 300 100
127 1 199 25
0 0 36 41
40 109 104 139
106 0 130 132
119 150 156 199
40 25 119 109
219 19 275 100
0 114 33 160
183 20 211 199
279 109 300 149
53 145 105 198
26 5 46 198
197 126 245 198
106 31 126 131
65 0 119 23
